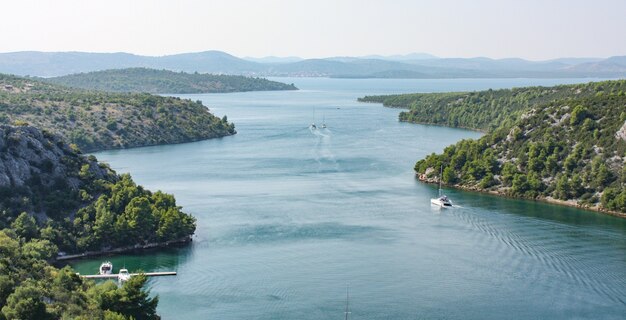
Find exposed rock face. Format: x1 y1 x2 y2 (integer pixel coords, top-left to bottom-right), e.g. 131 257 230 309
0 125 116 216
616 120 626 142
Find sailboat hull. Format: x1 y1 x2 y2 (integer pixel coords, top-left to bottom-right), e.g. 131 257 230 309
431 197 453 207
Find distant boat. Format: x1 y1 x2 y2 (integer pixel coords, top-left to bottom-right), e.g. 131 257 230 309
322 115 327 128
430 166 453 207
310 107 317 129
99 261 113 275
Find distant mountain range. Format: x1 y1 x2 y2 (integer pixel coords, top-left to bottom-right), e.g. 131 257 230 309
1 50 625 79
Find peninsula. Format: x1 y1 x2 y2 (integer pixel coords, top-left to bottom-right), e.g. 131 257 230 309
0 125 195 319
45 67 298 94
361 80 626 215
0 73 236 152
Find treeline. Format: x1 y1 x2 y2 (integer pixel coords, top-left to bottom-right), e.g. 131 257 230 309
0 125 196 254
0 229 159 319
45 68 298 94
0 126 196 318
410 81 626 213
0 73 235 152
359 81 626 131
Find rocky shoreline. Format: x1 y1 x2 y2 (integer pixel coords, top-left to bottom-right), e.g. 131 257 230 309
55 236 192 262
417 174 626 219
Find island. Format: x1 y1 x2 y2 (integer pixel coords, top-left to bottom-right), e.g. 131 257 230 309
44 67 298 94
0 73 236 152
0 125 194 319
360 80 626 216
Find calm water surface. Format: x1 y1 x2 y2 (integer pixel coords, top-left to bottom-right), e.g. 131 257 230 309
72 78 626 319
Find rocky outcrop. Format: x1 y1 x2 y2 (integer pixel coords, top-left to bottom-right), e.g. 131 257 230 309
616 120 626 142
0 125 116 217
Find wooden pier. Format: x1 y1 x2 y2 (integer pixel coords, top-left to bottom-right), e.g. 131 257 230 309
80 271 177 279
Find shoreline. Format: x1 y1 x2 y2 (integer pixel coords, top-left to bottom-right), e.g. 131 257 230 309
55 236 192 262
357 99 488 133
418 175 626 219
83 131 236 154
398 119 488 133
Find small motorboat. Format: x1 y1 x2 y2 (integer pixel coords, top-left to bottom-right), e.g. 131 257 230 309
118 268 131 283
99 261 113 275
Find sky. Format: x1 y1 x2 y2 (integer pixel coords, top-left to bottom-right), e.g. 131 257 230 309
2 0 625 60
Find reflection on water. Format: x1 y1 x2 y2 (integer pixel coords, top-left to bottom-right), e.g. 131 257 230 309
71 78 626 320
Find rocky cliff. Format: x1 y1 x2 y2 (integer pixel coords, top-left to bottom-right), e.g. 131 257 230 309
0 125 116 220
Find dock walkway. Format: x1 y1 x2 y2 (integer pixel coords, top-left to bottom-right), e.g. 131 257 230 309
80 271 177 279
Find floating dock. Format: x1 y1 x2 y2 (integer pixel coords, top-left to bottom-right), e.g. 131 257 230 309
80 271 177 279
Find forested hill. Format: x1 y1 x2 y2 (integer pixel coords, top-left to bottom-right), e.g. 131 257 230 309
406 81 626 214
0 125 193 318
0 125 196 253
359 81 626 132
0 73 236 152
45 68 298 93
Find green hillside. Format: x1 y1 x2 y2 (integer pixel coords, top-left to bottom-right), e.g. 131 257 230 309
0 125 197 319
362 80 626 214
45 68 298 93
0 73 235 152
359 81 626 131
0 125 196 254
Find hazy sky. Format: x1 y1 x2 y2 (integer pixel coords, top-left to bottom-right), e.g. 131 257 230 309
2 0 625 60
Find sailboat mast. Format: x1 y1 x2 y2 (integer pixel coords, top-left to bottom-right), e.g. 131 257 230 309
345 284 351 320
439 165 443 197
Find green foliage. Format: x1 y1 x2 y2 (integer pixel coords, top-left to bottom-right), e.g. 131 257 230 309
570 105 589 125
11 212 38 241
0 230 161 319
410 80 626 213
91 274 159 320
0 127 196 254
45 67 298 94
0 73 237 152
360 80 626 132
2 280 50 320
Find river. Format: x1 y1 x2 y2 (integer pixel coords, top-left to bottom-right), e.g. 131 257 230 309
72 78 626 319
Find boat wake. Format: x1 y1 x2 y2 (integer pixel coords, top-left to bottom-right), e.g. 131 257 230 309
309 127 338 172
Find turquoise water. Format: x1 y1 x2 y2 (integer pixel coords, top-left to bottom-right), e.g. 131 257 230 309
72 78 626 319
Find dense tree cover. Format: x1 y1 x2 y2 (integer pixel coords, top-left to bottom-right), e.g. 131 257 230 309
413 82 626 213
0 229 159 319
0 125 196 254
359 81 626 132
45 68 298 94
0 73 235 152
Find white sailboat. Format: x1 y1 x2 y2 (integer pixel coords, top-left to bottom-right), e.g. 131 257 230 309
310 107 317 129
321 115 327 129
430 166 453 207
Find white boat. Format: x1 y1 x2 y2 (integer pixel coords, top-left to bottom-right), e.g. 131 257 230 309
431 194 453 207
321 115 327 128
118 268 131 283
310 107 317 129
99 261 113 275
430 166 453 208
